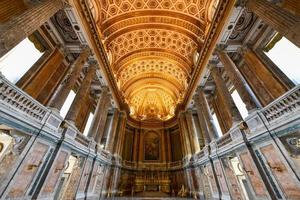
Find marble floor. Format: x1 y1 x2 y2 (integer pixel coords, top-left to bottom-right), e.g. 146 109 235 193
105 191 194 199
105 198 194 200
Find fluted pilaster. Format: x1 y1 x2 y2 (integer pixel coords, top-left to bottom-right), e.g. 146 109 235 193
105 109 120 153
114 112 127 156
178 112 192 157
198 89 219 140
194 95 211 145
65 65 96 123
87 87 109 139
186 110 200 153
216 49 258 112
48 48 90 111
95 91 111 145
211 67 243 126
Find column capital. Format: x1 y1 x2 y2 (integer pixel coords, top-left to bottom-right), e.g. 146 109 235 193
195 86 206 95
214 44 228 53
87 59 98 67
237 44 251 56
210 65 222 75
56 43 69 56
207 60 219 71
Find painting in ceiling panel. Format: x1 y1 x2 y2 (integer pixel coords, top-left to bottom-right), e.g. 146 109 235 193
89 0 218 121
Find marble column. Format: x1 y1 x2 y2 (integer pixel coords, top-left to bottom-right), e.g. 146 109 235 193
185 110 200 153
161 129 167 162
105 109 120 153
216 50 258 112
246 0 300 48
178 112 192 157
194 95 211 145
178 114 187 156
87 87 109 139
0 0 64 57
211 67 243 126
241 46 288 105
166 129 172 162
114 112 127 156
132 128 140 162
48 48 90 111
94 94 111 145
198 89 219 140
65 65 96 124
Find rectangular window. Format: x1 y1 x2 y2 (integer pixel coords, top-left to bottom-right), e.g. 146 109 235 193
212 113 223 137
60 91 76 118
0 38 43 83
264 34 300 84
83 113 94 136
231 90 248 119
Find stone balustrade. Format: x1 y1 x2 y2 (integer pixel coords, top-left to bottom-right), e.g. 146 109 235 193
189 85 300 170
0 74 64 133
0 74 114 165
0 74 48 122
262 84 300 123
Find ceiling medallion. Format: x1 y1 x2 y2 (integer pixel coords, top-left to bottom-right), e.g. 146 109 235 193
89 0 219 121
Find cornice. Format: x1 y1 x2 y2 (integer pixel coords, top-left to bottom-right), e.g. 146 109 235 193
70 0 125 109
181 0 237 109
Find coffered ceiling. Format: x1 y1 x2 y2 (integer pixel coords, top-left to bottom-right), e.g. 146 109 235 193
88 0 219 121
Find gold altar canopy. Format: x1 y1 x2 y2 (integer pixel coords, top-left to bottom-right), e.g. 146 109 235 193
89 0 217 121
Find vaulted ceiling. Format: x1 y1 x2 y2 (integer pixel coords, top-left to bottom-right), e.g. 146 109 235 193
88 0 219 121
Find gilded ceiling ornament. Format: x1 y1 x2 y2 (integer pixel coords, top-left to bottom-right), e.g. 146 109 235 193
89 0 215 121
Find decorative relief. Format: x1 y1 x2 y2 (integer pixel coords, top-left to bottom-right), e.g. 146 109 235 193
129 88 176 121
108 29 198 63
97 0 207 23
114 51 192 73
87 0 216 121
51 10 79 44
102 16 204 41
229 9 256 42
118 59 188 87
280 132 300 158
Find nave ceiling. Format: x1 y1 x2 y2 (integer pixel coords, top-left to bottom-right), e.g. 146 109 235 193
88 0 219 122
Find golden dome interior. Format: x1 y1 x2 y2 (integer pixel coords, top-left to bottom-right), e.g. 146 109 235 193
89 0 217 121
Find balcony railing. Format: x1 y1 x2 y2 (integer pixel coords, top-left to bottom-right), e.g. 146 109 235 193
0 74 48 123
0 74 113 163
262 85 300 123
